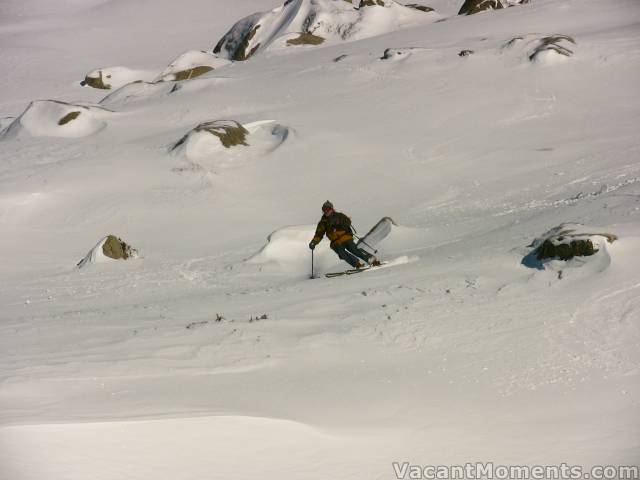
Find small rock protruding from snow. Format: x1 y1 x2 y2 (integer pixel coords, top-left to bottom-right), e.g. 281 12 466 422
405 4 435 13
380 48 415 61
529 35 576 64
523 223 617 268
459 49 474 57
77 235 138 268
154 51 231 82
81 66 157 90
1 100 111 139
458 0 527 15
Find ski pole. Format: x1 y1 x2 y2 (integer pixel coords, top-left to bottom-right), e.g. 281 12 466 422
353 233 378 254
310 249 315 279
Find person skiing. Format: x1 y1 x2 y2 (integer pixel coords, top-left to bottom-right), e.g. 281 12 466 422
308 201 380 269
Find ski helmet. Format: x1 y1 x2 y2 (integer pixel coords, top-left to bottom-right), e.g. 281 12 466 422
322 200 333 211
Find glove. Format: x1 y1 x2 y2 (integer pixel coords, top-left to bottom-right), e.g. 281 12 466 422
309 242 316 250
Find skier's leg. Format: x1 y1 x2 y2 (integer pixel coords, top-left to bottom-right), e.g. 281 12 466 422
332 244 360 268
344 240 375 264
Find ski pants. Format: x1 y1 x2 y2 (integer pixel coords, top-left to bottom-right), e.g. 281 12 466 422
332 239 372 268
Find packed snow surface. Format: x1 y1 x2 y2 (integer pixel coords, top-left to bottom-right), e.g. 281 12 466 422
1 0 639 479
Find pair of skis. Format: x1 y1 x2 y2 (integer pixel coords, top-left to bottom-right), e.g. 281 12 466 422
324 262 386 278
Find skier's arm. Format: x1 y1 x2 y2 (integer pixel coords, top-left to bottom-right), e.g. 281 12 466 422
310 220 326 247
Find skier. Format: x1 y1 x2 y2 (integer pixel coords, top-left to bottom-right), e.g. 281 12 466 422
308 201 380 269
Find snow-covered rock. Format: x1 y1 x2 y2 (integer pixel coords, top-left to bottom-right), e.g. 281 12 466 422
81 66 157 90
501 34 576 65
77 235 138 268
154 50 231 82
213 0 437 61
171 119 290 166
0 100 111 139
529 34 576 64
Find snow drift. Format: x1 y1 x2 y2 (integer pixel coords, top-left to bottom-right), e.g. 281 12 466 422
154 50 231 82
1 100 112 139
213 0 438 61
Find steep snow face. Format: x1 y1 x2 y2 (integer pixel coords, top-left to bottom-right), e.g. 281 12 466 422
213 0 438 60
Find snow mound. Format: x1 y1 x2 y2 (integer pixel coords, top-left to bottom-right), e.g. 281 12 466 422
502 34 576 65
77 235 138 268
171 119 290 167
248 225 317 269
81 66 157 90
213 0 438 61
1 100 111 139
154 50 231 82
529 35 576 64
522 223 617 270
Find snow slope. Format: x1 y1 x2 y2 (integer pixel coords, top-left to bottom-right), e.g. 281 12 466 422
1 0 639 479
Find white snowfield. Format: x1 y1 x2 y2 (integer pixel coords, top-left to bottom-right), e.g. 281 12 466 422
1 0 639 479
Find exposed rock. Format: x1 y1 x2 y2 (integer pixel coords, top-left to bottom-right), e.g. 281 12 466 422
333 54 348 62
286 32 325 46
186 120 248 149
58 111 81 125
83 70 111 89
359 0 386 6
380 48 415 60
458 49 474 57
405 3 434 12
458 0 503 15
77 235 138 268
102 235 137 260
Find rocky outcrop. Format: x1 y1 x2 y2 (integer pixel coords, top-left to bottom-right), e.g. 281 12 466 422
213 0 435 61
523 223 617 268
